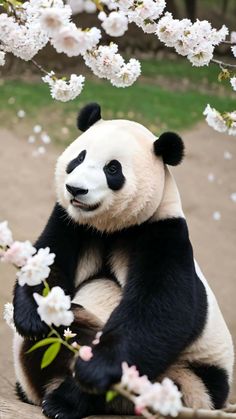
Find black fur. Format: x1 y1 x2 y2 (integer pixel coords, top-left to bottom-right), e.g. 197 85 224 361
77 103 101 132
15 382 33 405
66 150 87 174
75 217 208 392
154 132 184 166
42 377 106 419
14 204 215 415
190 363 229 409
103 160 125 191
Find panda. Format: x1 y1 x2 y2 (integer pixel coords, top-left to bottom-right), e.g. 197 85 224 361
13 103 234 419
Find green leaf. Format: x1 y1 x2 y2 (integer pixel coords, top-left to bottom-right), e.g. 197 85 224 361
42 280 50 296
26 338 60 353
106 390 118 403
41 342 61 369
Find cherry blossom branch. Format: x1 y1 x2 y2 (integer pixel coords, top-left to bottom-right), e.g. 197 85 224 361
31 59 49 76
212 59 236 69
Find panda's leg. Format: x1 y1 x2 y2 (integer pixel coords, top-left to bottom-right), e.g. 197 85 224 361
160 362 213 410
14 304 103 407
42 376 106 419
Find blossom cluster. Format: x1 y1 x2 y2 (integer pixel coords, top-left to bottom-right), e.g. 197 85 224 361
0 221 73 328
100 0 166 35
203 105 236 136
156 12 228 67
120 362 182 416
42 72 85 102
84 43 141 87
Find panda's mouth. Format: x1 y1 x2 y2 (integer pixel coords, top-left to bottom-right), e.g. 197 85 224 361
71 199 100 212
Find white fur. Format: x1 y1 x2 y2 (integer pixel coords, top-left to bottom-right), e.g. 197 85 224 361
13 332 41 405
55 119 165 232
75 247 102 287
180 262 234 382
73 279 122 324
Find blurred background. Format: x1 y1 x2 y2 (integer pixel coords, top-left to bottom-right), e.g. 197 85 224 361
0 0 236 416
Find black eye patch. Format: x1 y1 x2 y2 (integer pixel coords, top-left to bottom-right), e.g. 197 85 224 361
66 150 86 174
103 160 125 191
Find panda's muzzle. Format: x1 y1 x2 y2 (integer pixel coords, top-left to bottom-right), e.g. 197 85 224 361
71 199 100 212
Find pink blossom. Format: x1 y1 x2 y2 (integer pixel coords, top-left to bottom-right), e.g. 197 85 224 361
92 331 102 345
2 240 36 267
79 345 93 361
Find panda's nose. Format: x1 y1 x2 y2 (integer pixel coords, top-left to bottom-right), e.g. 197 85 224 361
66 184 88 197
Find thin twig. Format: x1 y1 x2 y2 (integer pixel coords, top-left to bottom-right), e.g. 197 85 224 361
221 41 236 46
113 384 236 419
31 59 49 75
212 59 236 70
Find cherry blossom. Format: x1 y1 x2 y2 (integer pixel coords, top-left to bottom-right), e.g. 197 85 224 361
63 328 77 339
42 72 85 102
0 221 13 248
3 302 15 330
203 105 227 133
0 51 6 66
33 286 74 327
2 240 36 267
120 363 182 417
230 77 236 92
17 247 55 286
79 345 93 361
101 11 128 37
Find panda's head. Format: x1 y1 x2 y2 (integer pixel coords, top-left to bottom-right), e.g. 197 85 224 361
55 103 184 232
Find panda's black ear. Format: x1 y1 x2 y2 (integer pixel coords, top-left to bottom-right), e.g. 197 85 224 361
77 103 101 132
153 132 185 166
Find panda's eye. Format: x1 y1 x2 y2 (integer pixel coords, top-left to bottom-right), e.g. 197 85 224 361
106 160 119 175
78 150 86 163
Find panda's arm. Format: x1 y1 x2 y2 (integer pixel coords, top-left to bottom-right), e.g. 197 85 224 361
13 203 86 337
75 217 207 391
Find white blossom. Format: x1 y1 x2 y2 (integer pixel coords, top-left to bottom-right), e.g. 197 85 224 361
28 135 36 144
231 31 236 43
17 247 55 286
33 286 74 327
187 43 214 67
212 211 221 221
42 72 85 102
41 133 51 144
3 302 15 330
2 240 36 267
0 51 6 66
232 46 236 58
228 122 236 136
84 0 97 13
224 151 232 160
230 192 236 203
207 173 215 182
63 327 76 338
203 104 227 133
230 77 236 91
17 110 26 118
39 6 72 35
111 58 141 87
102 11 128 37
121 363 182 417
66 0 84 14
0 221 13 248
33 124 42 133
51 24 101 57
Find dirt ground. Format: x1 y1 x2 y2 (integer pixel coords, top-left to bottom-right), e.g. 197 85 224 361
0 123 236 417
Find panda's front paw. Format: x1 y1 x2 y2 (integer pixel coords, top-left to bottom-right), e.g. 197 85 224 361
74 343 123 393
42 377 104 419
14 307 49 339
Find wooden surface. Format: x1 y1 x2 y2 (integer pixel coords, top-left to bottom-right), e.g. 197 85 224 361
0 396 136 419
